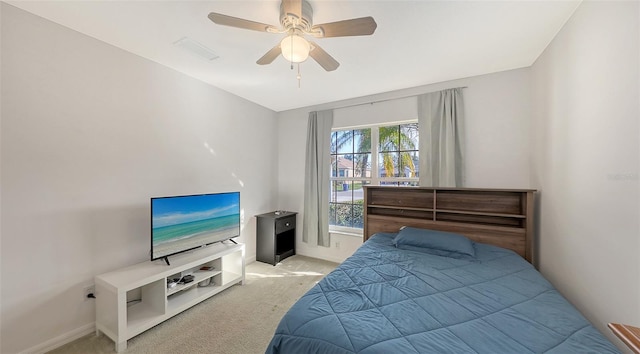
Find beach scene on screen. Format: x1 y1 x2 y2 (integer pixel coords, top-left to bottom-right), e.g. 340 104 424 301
152 193 240 259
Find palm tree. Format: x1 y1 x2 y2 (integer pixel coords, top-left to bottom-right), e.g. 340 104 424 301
379 123 418 178
332 124 418 179
330 124 418 228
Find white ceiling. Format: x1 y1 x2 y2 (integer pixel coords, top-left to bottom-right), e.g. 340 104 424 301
7 1 580 112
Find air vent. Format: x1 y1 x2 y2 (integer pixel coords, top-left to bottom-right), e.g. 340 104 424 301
174 37 219 61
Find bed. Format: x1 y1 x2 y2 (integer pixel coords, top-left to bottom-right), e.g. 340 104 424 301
265 187 619 353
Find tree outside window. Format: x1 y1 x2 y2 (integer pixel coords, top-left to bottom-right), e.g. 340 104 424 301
329 123 419 232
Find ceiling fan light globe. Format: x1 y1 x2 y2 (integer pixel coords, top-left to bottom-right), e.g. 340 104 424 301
280 35 310 63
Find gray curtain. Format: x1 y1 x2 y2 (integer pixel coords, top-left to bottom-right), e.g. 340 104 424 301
417 88 465 187
303 110 333 247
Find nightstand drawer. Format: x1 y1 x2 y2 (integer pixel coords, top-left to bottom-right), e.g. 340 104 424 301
275 216 296 234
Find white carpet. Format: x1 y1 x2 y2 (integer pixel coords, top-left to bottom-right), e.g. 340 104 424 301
48 256 338 354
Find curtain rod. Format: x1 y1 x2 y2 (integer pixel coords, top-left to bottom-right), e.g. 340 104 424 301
332 86 467 111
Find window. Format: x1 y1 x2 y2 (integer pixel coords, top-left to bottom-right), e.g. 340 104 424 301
378 123 420 183
329 123 419 233
329 128 371 230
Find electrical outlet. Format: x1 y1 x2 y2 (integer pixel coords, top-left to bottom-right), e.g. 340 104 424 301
83 284 95 301
335 241 340 249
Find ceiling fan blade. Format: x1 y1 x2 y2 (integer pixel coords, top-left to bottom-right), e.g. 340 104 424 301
311 17 377 38
257 44 282 65
309 42 339 71
208 12 276 32
281 0 302 19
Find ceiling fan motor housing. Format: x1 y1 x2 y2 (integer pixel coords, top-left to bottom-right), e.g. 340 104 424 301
280 0 313 32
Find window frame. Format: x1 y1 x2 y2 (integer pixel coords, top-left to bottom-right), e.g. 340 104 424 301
329 120 419 235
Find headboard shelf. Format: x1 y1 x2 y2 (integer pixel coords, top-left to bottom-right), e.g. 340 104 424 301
367 205 434 212
367 206 526 218
438 209 527 218
364 186 536 264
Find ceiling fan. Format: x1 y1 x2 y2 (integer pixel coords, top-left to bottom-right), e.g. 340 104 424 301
208 0 377 72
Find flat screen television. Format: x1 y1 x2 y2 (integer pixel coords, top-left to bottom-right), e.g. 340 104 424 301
151 192 240 264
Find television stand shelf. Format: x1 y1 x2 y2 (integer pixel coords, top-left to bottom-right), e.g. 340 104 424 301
94 242 245 352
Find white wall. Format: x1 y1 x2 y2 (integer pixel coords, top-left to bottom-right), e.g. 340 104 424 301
530 0 639 349
277 68 532 262
0 4 277 353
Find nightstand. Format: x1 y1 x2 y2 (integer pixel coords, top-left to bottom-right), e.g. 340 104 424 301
256 211 297 265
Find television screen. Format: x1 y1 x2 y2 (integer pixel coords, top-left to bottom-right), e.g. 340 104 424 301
151 192 240 261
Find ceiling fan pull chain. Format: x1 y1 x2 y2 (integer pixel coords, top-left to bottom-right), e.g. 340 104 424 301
297 63 302 88
290 34 294 70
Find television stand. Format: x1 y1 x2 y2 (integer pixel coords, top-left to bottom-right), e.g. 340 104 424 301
95 242 245 352
163 256 170 266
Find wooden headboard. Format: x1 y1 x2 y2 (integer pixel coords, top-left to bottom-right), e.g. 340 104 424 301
363 186 536 265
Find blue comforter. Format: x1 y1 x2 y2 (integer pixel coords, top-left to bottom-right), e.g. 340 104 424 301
266 233 619 353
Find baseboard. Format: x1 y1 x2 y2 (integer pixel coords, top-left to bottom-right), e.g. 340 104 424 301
21 322 95 354
245 255 256 264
